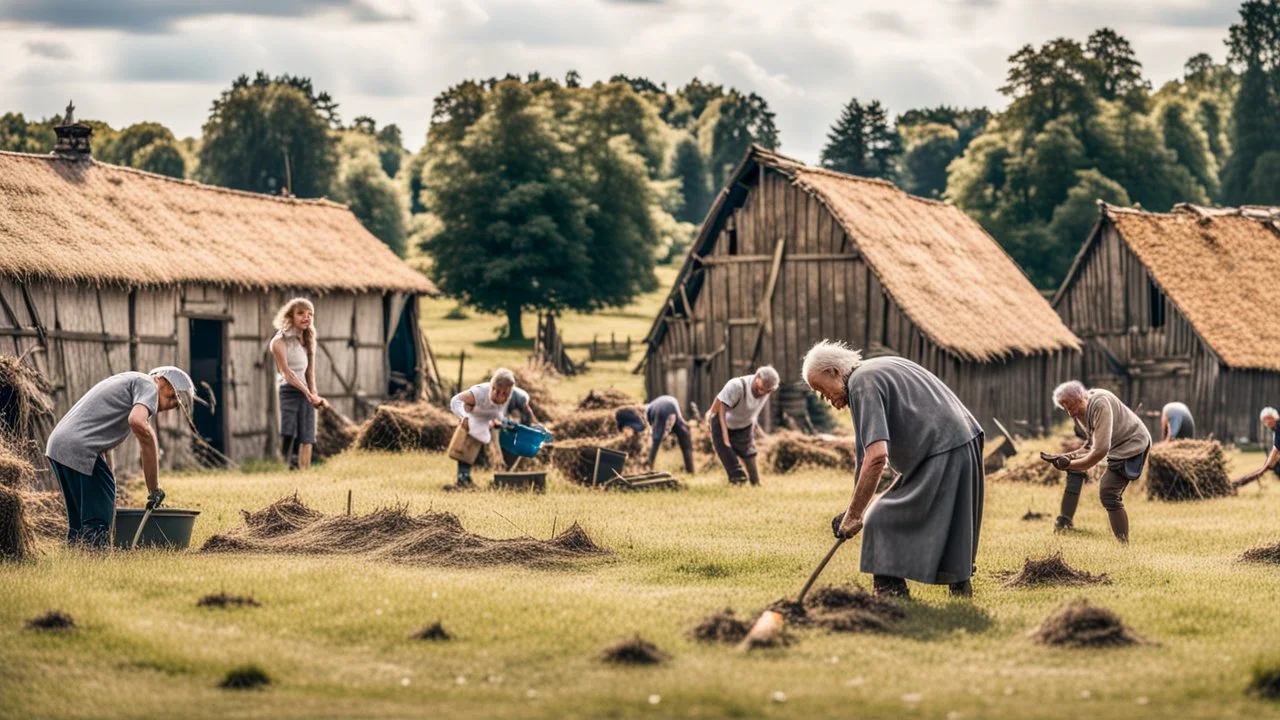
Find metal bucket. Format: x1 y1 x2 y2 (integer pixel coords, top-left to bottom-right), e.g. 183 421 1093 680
112 509 201 550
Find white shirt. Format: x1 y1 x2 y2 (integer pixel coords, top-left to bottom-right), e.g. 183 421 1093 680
717 375 769 430
270 327 310 387
450 383 511 444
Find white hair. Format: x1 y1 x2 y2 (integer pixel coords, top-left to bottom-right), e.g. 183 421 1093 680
491 368 516 388
1052 380 1087 409
1262 407 1279 422
755 365 780 390
801 340 863 387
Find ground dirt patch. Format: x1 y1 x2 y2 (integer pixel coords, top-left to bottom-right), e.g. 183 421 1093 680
690 609 750 644
599 635 669 665
200 494 608 568
763 584 904 637
1247 658 1280 700
412 621 452 641
1021 510 1047 521
1240 541 1280 564
1146 440 1232 501
26 610 74 631
1031 598 1145 648
1000 553 1110 588
220 664 271 690
197 592 261 609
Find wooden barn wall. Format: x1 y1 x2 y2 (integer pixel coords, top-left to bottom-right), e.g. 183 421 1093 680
645 166 1071 438
1054 223 1272 443
0 277 398 485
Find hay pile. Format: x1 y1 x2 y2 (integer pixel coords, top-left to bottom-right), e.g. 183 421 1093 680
0 355 55 475
1031 598 1145 648
988 455 1061 485
315 404 357 460
796 584 905 634
355 402 456 452
551 409 623 440
201 494 608 568
548 431 649 484
197 592 261 608
1145 439 1232 501
763 431 852 473
577 388 636 411
599 635 669 665
21 491 67 539
220 664 271 690
511 362 567 423
0 485 36 561
1240 541 1280 564
0 434 36 490
412 621 452 641
690 609 750 644
1248 659 1280 700
1000 553 1109 587
26 610 75 631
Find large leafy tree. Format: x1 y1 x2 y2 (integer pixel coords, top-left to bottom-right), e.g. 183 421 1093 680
1086 28 1151 107
1223 0 1280 204
197 74 338 197
333 133 408 255
671 136 712 223
703 91 779 185
1001 38 1096 137
819 97 900 180
99 122 187 178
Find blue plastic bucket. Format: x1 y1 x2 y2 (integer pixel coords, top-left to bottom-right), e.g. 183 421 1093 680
499 423 553 458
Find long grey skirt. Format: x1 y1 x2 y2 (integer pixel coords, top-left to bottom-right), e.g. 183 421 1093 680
859 435 984 584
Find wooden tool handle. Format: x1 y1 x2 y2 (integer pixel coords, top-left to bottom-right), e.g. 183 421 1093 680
796 538 845 606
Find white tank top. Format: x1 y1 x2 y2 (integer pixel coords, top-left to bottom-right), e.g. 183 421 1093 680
270 328 310 386
464 383 510 443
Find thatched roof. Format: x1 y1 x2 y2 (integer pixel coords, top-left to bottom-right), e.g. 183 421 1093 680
1062 203 1280 371
0 152 436 294
645 146 1078 362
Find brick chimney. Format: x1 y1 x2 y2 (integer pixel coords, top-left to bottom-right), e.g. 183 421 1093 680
53 100 92 159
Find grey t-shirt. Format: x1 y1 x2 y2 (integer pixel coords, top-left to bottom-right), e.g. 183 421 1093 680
717 376 769 429
847 357 981 475
46 372 159 475
507 388 531 423
1162 401 1194 439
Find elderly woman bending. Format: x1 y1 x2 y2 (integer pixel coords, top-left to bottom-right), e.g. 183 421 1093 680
447 368 518 490
804 340 984 599
707 366 780 485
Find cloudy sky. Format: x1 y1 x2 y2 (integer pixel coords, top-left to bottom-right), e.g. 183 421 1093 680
0 0 1240 163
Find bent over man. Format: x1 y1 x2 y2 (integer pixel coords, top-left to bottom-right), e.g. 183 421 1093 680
615 395 695 473
448 368 518 489
1041 381 1151 542
708 367 779 485
1233 406 1280 488
45 366 194 548
804 341 984 599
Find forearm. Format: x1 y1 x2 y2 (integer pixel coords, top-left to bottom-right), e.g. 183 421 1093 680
281 369 311 396
847 454 887 519
306 365 318 395
135 429 159 493
1065 446 1107 473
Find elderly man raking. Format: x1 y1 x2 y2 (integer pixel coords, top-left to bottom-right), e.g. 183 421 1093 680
45 366 195 548
1040 381 1151 542
804 341 984 598
707 366 779 485
1232 406 1280 488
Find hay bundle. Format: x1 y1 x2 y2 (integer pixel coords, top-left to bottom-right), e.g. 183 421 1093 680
988 455 1062 485
1240 541 1280 564
577 388 636 411
314 404 358 460
1145 439 1232 501
599 635 669 665
801 584 904 633
19 491 66 539
413 621 452 641
763 431 851 473
548 431 648 484
355 402 456 452
0 485 36 561
0 438 35 489
550 409 623 440
202 495 608 568
511 362 567 423
1031 598 1145 648
690 609 750 644
0 355 55 478
1000 553 1109 587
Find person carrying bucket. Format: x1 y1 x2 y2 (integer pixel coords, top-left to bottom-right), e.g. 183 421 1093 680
447 368 518 490
45 366 195 548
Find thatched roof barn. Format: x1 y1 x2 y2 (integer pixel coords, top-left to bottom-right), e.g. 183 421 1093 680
1054 202 1280 444
639 145 1080 437
0 112 437 483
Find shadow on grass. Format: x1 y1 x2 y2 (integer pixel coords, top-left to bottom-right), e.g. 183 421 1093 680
476 337 535 350
896 600 995 641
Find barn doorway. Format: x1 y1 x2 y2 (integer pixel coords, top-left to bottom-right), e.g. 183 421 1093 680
188 318 226 464
385 296 418 400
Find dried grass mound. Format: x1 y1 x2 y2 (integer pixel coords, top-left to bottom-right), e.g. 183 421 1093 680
0 355 55 473
1247 658 1280 700
690 609 750 644
197 592 261 608
20 491 66 539
200 495 608 568
1240 541 1280 564
355 402 457 452
1145 439 1232 501
1021 510 1047 521
988 455 1061 485
315 404 357 460
1000 553 1109 588
551 410 622 440
577 388 636 411
548 432 648 484
412 621 452 641
599 635 669 665
764 431 850 473
511 362 567 423
1031 598 1145 648
26 610 74 631
0 485 36 561
0 438 36 490
802 584 904 633
220 664 271 690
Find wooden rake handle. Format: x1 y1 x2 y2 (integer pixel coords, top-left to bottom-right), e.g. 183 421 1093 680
796 537 846 606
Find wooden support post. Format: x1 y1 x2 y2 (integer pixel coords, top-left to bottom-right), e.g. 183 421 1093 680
457 349 466 394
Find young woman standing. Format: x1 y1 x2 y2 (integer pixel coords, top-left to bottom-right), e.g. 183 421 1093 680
269 298 325 469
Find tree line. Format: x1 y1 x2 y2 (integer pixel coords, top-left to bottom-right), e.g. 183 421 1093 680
2 1 1278 331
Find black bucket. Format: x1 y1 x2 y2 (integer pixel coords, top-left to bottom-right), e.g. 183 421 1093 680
112 509 201 550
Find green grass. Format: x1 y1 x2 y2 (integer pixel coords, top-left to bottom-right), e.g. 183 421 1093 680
3 441 1280 719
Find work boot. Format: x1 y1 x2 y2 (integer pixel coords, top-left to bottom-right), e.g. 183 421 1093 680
948 580 973 598
873 575 910 599
1054 515 1074 532
443 467 476 492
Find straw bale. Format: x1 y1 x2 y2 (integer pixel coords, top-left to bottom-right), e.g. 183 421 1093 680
762 431 852 473
549 431 649 484
577 388 636 411
0 440 35 489
1145 439 1232 501
314 404 357 460
355 402 456 452
552 409 626 440
0 152 434 294
0 355 56 473
987 455 1062 485
0 485 36 560
19 491 66 538
201 495 608 568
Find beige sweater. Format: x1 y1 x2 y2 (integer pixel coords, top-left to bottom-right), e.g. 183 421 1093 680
1079 389 1151 460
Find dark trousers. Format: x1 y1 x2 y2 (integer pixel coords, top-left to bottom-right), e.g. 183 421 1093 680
710 416 759 485
1060 452 1145 541
650 417 695 473
49 456 116 548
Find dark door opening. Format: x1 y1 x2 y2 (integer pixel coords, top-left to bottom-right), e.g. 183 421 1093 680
386 297 418 400
188 318 226 464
